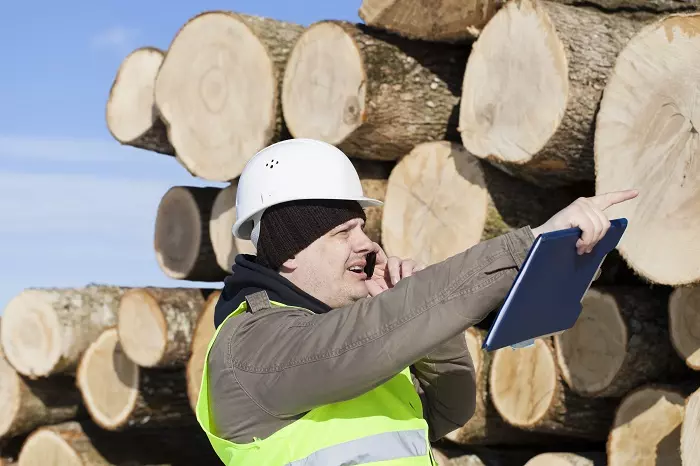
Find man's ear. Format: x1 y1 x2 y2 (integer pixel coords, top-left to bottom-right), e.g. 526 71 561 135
279 256 298 273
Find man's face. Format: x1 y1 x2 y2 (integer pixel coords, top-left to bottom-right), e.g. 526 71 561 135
285 217 374 308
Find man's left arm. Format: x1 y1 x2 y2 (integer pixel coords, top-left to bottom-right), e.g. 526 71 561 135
410 332 477 442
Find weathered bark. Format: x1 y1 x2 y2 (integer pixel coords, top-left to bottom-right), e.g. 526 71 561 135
358 0 505 41
350 158 392 245
594 13 700 286
117 288 210 368
554 0 700 14
459 0 650 187
0 286 126 378
524 452 606 466
76 328 194 431
105 47 175 156
669 285 700 371
681 387 700 466
554 286 689 398
154 186 226 282
489 338 618 441
209 182 257 273
381 141 582 266
154 11 304 181
282 21 467 161
186 290 219 410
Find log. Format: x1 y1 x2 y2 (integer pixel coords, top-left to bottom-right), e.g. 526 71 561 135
523 452 606 466
554 0 700 14
105 47 175 156
594 13 700 286
154 11 304 182
357 0 505 42
489 338 618 441
117 288 209 368
0 286 126 378
209 182 257 273
281 21 467 161
350 159 392 245
76 328 194 431
458 0 649 187
607 385 689 466
381 141 582 267
669 286 700 371
186 291 219 410
681 387 700 466
554 286 689 398
435 444 545 465
154 186 226 282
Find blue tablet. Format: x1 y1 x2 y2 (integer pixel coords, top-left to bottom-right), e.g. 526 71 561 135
482 218 628 352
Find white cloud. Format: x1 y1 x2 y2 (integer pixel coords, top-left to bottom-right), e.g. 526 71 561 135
90 26 139 55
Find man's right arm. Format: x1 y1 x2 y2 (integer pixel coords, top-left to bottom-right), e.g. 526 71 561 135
216 227 534 419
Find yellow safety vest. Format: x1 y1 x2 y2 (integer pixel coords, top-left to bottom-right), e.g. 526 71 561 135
195 296 439 465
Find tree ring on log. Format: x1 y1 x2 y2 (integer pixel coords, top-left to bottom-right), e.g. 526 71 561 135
681 388 700 465
668 285 700 370
116 290 167 368
18 429 83 466
210 182 256 272
282 22 366 145
595 13 700 285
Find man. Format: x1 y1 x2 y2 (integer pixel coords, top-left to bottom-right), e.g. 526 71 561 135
195 138 638 466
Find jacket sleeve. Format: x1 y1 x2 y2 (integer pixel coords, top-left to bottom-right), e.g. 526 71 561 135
218 227 534 419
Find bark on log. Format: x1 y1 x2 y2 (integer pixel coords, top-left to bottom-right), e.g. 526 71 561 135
381 141 582 266
210 182 257 273
358 0 505 42
76 328 194 431
524 452 606 466
281 21 467 161
186 291 219 411
154 186 226 282
350 159 392 245
554 0 700 14
554 286 689 398
669 285 700 371
154 11 304 182
117 288 210 368
105 47 175 156
459 0 649 187
594 13 700 286
0 286 126 378
681 387 700 466
607 385 690 466
489 338 618 441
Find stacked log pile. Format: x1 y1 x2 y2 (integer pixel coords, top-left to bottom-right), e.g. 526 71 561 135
4 1 700 464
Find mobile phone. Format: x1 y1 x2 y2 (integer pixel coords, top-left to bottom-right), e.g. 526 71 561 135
364 252 376 277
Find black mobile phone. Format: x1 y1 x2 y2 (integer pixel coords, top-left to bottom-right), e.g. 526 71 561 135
364 252 377 277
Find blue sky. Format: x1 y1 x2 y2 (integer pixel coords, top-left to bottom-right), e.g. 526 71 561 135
0 1 363 313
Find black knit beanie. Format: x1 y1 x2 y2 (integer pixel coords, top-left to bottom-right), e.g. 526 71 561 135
255 199 367 270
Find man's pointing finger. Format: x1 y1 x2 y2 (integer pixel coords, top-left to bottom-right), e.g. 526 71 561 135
590 189 639 211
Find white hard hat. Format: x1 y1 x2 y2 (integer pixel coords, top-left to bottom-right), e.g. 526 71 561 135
233 138 383 247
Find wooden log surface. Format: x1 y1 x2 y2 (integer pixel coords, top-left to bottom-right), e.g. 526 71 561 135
594 13 700 286
282 21 467 161
358 0 504 41
523 452 606 466
669 285 700 371
351 159 392 245
681 387 700 466
0 286 126 378
186 291 218 411
117 288 209 368
209 181 257 273
76 328 194 431
154 186 226 282
105 47 175 156
154 11 304 182
554 0 700 13
459 0 649 187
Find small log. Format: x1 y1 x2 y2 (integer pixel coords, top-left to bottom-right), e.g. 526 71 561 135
209 182 257 273
458 0 649 187
186 291 219 410
105 47 175 156
524 452 606 466
76 328 194 431
358 0 505 42
489 338 618 441
0 286 126 378
381 141 581 266
681 387 700 466
154 11 304 182
607 385 689 466
554 286 689 398
117 288 209 368
594 13 700 286
154 186 226 282
281 21 467 161
669 285 700 371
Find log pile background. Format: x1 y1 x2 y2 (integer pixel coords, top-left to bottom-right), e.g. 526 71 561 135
4 0 700 464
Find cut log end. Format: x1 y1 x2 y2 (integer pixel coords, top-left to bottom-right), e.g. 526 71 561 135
17 429 85 466
668 286 700 370
607 386 685 466
524 453 595 466
282 22 365 146
76 328 139 431
210 182 257 273
186 291 219 410
595 13 700 285
681 388 700 466
116 289 167 368
0 348 20 438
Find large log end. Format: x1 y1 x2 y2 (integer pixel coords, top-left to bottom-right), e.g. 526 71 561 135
669 285 700 370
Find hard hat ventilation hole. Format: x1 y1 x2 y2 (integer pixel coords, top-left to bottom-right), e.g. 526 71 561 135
265 159 280 169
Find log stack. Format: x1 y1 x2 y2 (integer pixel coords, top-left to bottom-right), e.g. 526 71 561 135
5 1 700 464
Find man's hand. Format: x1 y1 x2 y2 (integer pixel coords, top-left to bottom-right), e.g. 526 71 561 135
365 243 424 297
531 190 639 255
